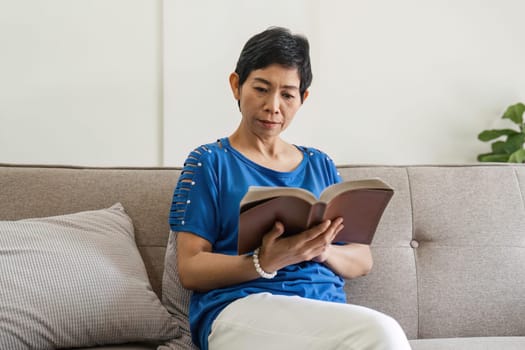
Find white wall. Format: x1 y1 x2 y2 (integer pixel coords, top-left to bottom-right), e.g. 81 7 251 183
163 0 321 166
164 0 525 166
1 0 524 167
316 0 525 164
0 0 162 166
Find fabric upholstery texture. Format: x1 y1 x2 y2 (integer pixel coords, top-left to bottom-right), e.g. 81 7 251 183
409 166 525 338
74 344 158 350
158 232 199 350
340 165 525 341
339 167 418 339
0 203 179 349
409 337 525 350
0 166 181 298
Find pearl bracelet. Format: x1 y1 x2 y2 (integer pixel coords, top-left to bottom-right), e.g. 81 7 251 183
253 248 277 279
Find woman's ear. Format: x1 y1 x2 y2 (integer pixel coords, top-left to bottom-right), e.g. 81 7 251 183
229 72 240 100
301 89 310 104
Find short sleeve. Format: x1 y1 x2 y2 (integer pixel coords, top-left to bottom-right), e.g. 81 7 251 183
325 154 342 184
310 147 342 185
169 145 220 244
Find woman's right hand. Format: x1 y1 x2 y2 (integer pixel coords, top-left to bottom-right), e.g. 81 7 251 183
256 218 344 274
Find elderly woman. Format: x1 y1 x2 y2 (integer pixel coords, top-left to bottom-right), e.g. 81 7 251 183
170 27 411 350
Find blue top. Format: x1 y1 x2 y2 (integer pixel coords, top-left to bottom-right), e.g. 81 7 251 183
169 137 346 350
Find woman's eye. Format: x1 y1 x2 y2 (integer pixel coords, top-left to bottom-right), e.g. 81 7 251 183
255 87 267 93
282 93 295 100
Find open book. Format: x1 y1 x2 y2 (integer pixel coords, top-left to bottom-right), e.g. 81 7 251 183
237 178 394 254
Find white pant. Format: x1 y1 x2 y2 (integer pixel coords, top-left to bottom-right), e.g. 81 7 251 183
208 293 411 350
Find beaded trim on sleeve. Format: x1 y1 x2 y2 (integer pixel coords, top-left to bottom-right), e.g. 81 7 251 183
169 145 212 228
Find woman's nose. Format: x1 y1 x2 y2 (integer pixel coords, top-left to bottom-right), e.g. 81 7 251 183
264 93 280 114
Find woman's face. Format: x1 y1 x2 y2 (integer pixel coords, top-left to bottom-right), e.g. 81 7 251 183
230 64 308 140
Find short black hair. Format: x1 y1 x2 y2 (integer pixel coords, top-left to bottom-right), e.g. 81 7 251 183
234 27 312 101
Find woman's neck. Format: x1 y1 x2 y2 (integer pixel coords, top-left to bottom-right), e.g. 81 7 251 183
228 129 303 172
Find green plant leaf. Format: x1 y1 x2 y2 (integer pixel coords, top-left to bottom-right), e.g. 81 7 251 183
502 102 525 125
503 133 525 154
477 153 510 162
508 149 525 163
478 129 518 142
491 141 507 154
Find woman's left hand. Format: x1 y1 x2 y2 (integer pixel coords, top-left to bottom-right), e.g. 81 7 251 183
312 222 344 263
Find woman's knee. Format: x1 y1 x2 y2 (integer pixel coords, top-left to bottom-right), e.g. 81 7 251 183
353 311 411 350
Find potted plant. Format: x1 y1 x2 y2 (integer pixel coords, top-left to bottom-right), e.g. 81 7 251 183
477 102 525 163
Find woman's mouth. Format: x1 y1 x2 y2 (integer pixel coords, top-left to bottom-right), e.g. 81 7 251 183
258 119 281 128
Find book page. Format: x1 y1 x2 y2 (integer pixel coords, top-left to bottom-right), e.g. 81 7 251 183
319 178 392 203
240 186 318 210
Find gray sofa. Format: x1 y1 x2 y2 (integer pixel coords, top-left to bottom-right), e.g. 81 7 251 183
1 163 524 350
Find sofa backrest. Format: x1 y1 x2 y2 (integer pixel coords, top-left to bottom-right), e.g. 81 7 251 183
339 164 525 340
2 163 524 340
0 164 180 297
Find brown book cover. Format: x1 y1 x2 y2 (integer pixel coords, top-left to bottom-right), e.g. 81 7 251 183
237 178 394 254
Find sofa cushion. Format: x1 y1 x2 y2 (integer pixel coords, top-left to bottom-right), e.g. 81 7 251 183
409 166 525 338
338 166 418 339
0 165 182 298
73 343 158 350
410 336 525 350
0 204 179 349
159 232 198 350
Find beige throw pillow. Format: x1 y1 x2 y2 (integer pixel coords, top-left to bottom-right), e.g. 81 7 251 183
0 203 179 349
